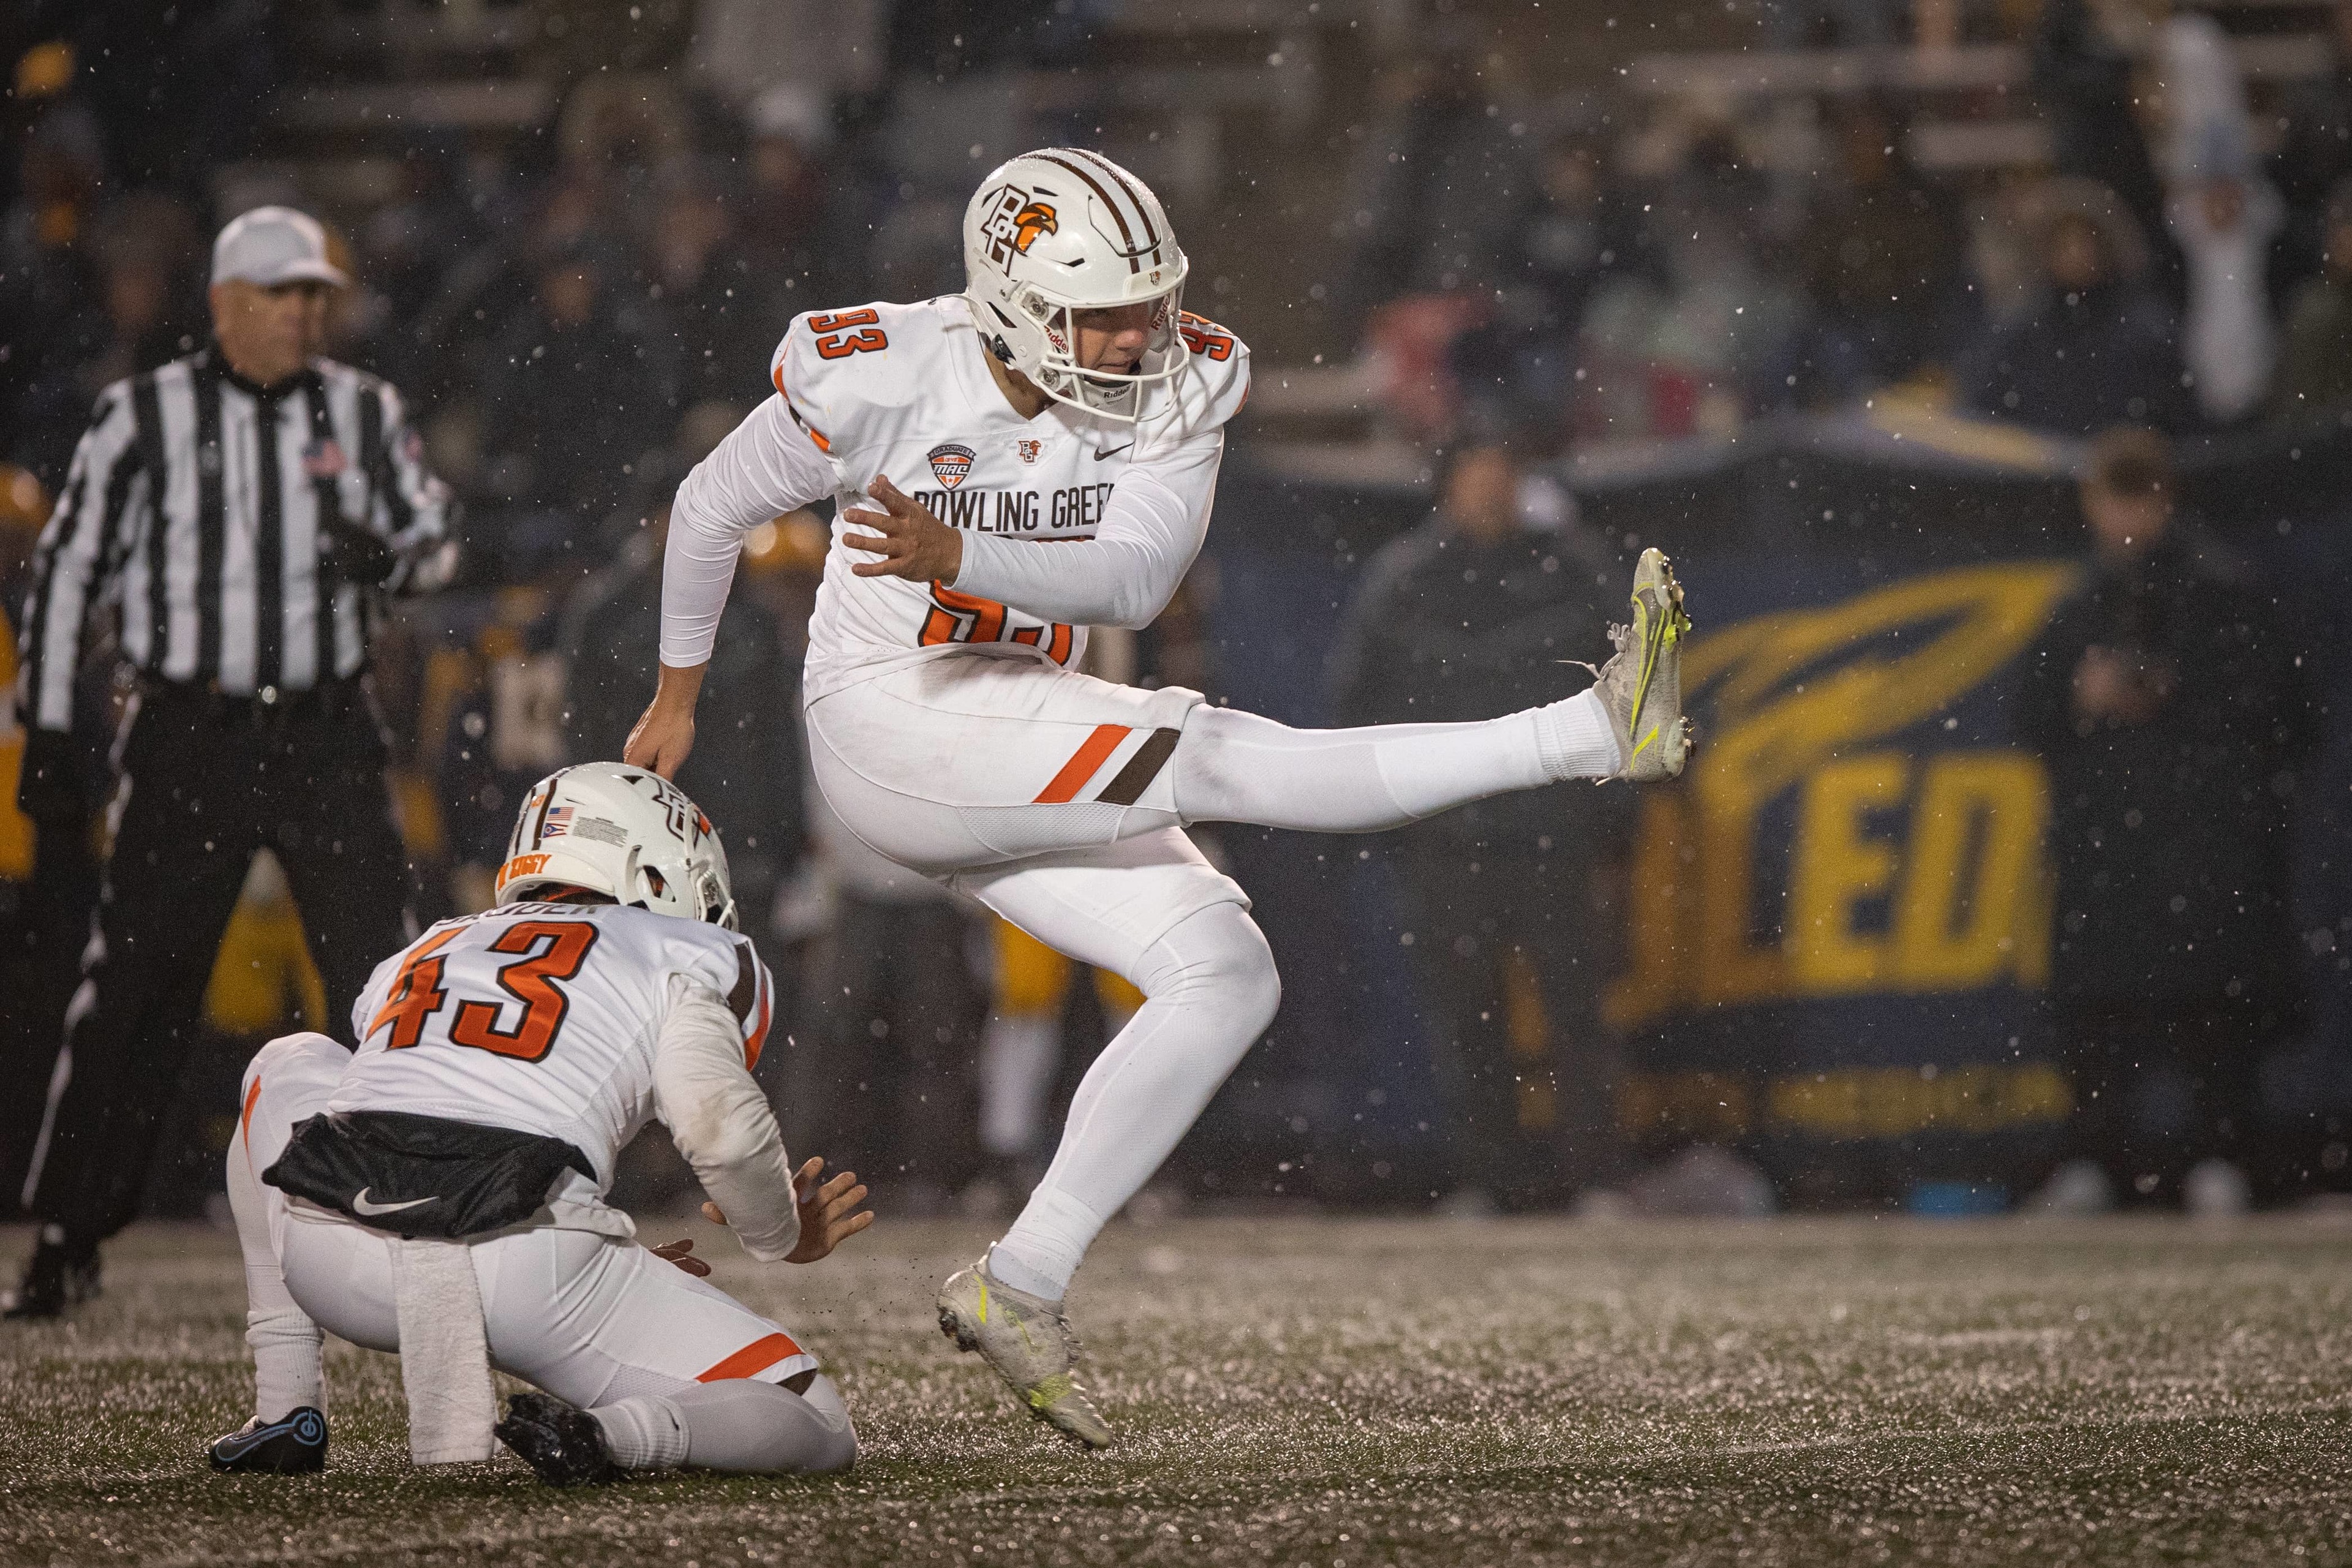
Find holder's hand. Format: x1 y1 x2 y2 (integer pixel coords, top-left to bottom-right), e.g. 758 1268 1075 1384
700 1156 873 1264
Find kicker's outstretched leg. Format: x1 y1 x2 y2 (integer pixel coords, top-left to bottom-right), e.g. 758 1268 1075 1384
1170 549 1692 831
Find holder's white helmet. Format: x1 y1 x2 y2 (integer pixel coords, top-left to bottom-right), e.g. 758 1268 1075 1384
962 148 1189 423
496 762 737 930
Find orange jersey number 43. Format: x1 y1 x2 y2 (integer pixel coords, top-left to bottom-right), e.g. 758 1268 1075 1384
368 921 601 1063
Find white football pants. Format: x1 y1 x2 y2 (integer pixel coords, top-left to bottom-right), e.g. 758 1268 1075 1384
805 649 1619 1296
230 1033 855 1474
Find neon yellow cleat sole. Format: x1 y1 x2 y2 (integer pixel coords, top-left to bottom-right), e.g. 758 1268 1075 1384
1593 546 1694 782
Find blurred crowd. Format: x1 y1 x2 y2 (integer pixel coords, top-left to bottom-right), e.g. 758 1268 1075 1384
1339 0 2352 448
0 0 2343 1222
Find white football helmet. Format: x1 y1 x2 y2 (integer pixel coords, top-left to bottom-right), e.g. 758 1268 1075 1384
496 762 737 930
961 148 1189 423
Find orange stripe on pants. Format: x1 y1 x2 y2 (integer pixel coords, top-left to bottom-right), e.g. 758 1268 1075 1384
696 1331 804 1382
239 1076 265 1174
1034 723 1129 804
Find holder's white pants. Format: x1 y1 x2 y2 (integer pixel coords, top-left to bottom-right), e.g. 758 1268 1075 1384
230 1033 854 1472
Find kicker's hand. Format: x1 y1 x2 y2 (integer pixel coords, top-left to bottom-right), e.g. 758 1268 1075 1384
700 1156 873 1265
623 662 706 780
843 476 965 584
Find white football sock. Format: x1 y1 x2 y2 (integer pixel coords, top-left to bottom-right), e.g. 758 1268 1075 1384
989 1194 1097 1300
992 902 1280 1300
1534 687 1623 780
1170 688 1619 832
225 1121 325 1422
590 1393 688 1469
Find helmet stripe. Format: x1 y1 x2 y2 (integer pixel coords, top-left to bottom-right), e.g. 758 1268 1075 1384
1033 151 1145 274
531 768 571 850
1060 147 1163 256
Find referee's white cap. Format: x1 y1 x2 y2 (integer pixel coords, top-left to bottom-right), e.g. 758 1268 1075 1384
211 205 349 288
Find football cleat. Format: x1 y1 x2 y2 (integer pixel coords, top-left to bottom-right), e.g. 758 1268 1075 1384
1592 547 1694 782
2 1238 101 1321
937 1257 1114 1449
207 1407 328 1474
494 1391 624 1486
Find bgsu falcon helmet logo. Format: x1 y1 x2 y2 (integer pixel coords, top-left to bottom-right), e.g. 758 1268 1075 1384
927 443 976 488
982 185 1060 267
1011 202 1058 254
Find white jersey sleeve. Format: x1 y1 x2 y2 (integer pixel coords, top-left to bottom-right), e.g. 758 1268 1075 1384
658 323 842 666
952 314 1248 628
651 972 799 1261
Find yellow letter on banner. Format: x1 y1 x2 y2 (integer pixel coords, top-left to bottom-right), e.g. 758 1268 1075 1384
1788 753 1910 992
1891 751 2050 992
1604 791 1691 1031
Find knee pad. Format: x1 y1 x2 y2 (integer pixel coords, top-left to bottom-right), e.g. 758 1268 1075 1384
672 1373 857 1474
1137 903 1281 1037
1165 703 1256 819
796 1373 859 1472
240 1032 352 1139
237 1033 353 1177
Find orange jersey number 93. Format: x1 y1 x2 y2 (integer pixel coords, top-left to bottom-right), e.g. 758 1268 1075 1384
811 309 889 360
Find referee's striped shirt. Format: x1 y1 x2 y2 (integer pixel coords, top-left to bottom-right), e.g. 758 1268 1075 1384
17 348 451 732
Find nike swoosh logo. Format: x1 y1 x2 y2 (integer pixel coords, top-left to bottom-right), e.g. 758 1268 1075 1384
1094 443 1131 462
214 1429 268 1460
216 1417 292 1458
352 1188 437 1216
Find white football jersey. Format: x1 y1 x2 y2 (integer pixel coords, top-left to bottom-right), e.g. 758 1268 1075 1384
334 902 774 1192
769 296 1250 699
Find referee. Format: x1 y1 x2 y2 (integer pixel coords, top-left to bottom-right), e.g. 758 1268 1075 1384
6 207 451 1318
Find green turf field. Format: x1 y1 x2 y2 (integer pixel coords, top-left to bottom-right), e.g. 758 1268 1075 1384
4 1213 2351 1566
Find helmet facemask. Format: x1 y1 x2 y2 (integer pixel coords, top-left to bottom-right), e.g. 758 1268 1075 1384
1010 281 1189 423
692 862 739 932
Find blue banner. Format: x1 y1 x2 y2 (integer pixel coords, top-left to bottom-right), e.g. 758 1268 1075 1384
1608 552 2081 1199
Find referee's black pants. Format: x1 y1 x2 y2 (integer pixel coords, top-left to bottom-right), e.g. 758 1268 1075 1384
30 679 415 1248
